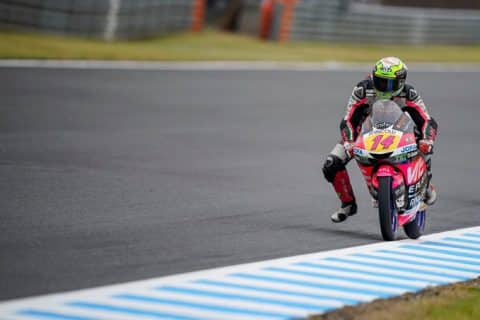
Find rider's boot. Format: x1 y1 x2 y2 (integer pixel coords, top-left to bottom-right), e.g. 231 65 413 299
330 169 357 223
331 202 357 223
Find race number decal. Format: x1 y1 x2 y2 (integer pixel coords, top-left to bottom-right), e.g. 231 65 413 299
365 133 401 153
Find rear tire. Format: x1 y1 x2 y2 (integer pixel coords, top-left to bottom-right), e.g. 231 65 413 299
404 210 426 239
378 176 397 241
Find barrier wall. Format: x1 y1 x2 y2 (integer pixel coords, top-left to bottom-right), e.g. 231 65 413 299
0 0 198 40
3 0 480 44
290 0 480 44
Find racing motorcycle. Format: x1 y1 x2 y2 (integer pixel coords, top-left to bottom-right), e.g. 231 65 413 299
353 100 429 241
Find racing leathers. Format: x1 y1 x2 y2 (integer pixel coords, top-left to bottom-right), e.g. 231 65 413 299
322 79 438 208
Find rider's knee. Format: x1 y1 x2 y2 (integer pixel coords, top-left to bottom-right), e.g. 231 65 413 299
330 143 350 162
323 154 345 183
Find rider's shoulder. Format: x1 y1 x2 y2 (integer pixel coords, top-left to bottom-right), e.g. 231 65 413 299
402 83 420 101
352 79 374 99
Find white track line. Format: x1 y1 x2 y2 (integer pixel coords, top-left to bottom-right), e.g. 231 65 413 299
2 60 480 72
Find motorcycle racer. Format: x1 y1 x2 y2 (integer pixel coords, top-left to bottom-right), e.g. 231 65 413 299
323 57 438 223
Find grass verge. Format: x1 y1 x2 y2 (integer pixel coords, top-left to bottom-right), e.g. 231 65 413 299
2 30 480 62
311 278 480 320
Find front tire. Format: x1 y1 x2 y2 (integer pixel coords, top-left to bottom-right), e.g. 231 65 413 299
378 176 397 241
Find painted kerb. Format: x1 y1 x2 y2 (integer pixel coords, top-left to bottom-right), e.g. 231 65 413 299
1 226 479 320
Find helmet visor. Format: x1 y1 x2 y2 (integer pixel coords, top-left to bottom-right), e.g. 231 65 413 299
373 76 401 93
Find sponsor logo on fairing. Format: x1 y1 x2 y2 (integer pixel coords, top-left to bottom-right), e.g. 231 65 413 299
400 144 417 153
407 159 424 184
353 148 364 156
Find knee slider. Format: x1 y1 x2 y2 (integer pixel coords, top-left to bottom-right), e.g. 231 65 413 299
323 155 345 183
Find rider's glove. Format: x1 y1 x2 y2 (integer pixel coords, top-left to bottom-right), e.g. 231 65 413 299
419 139 434 155
343 141 355 159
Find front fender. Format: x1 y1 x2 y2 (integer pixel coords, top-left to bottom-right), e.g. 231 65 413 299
372 165 404 190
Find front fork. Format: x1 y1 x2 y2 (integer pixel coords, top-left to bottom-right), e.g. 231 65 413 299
371 165 406 211
371 164 429 226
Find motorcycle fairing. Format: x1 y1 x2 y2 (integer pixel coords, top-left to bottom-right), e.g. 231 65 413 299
353 100 429 226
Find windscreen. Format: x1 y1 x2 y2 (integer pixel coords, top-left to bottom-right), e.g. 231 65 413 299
361 100 415 135
371 100 403 128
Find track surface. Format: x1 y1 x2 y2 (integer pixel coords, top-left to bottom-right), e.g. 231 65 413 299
1 68 479 301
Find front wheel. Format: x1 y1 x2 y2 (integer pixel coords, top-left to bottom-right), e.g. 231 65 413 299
378 176 397 241
404 210 426 239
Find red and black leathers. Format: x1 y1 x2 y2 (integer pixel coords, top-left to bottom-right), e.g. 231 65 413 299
341 79 437 144
323 79 438 206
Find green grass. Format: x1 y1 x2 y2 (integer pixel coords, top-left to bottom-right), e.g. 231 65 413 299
2 29 480 62
312 280 480 320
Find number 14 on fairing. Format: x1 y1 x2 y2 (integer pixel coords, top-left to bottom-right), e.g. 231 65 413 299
365 133 401 153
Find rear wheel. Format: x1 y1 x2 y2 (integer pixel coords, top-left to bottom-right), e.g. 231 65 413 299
404 210 426 239
378 176 397 241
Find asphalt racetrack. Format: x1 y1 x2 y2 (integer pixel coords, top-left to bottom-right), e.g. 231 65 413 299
1 67 479 301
